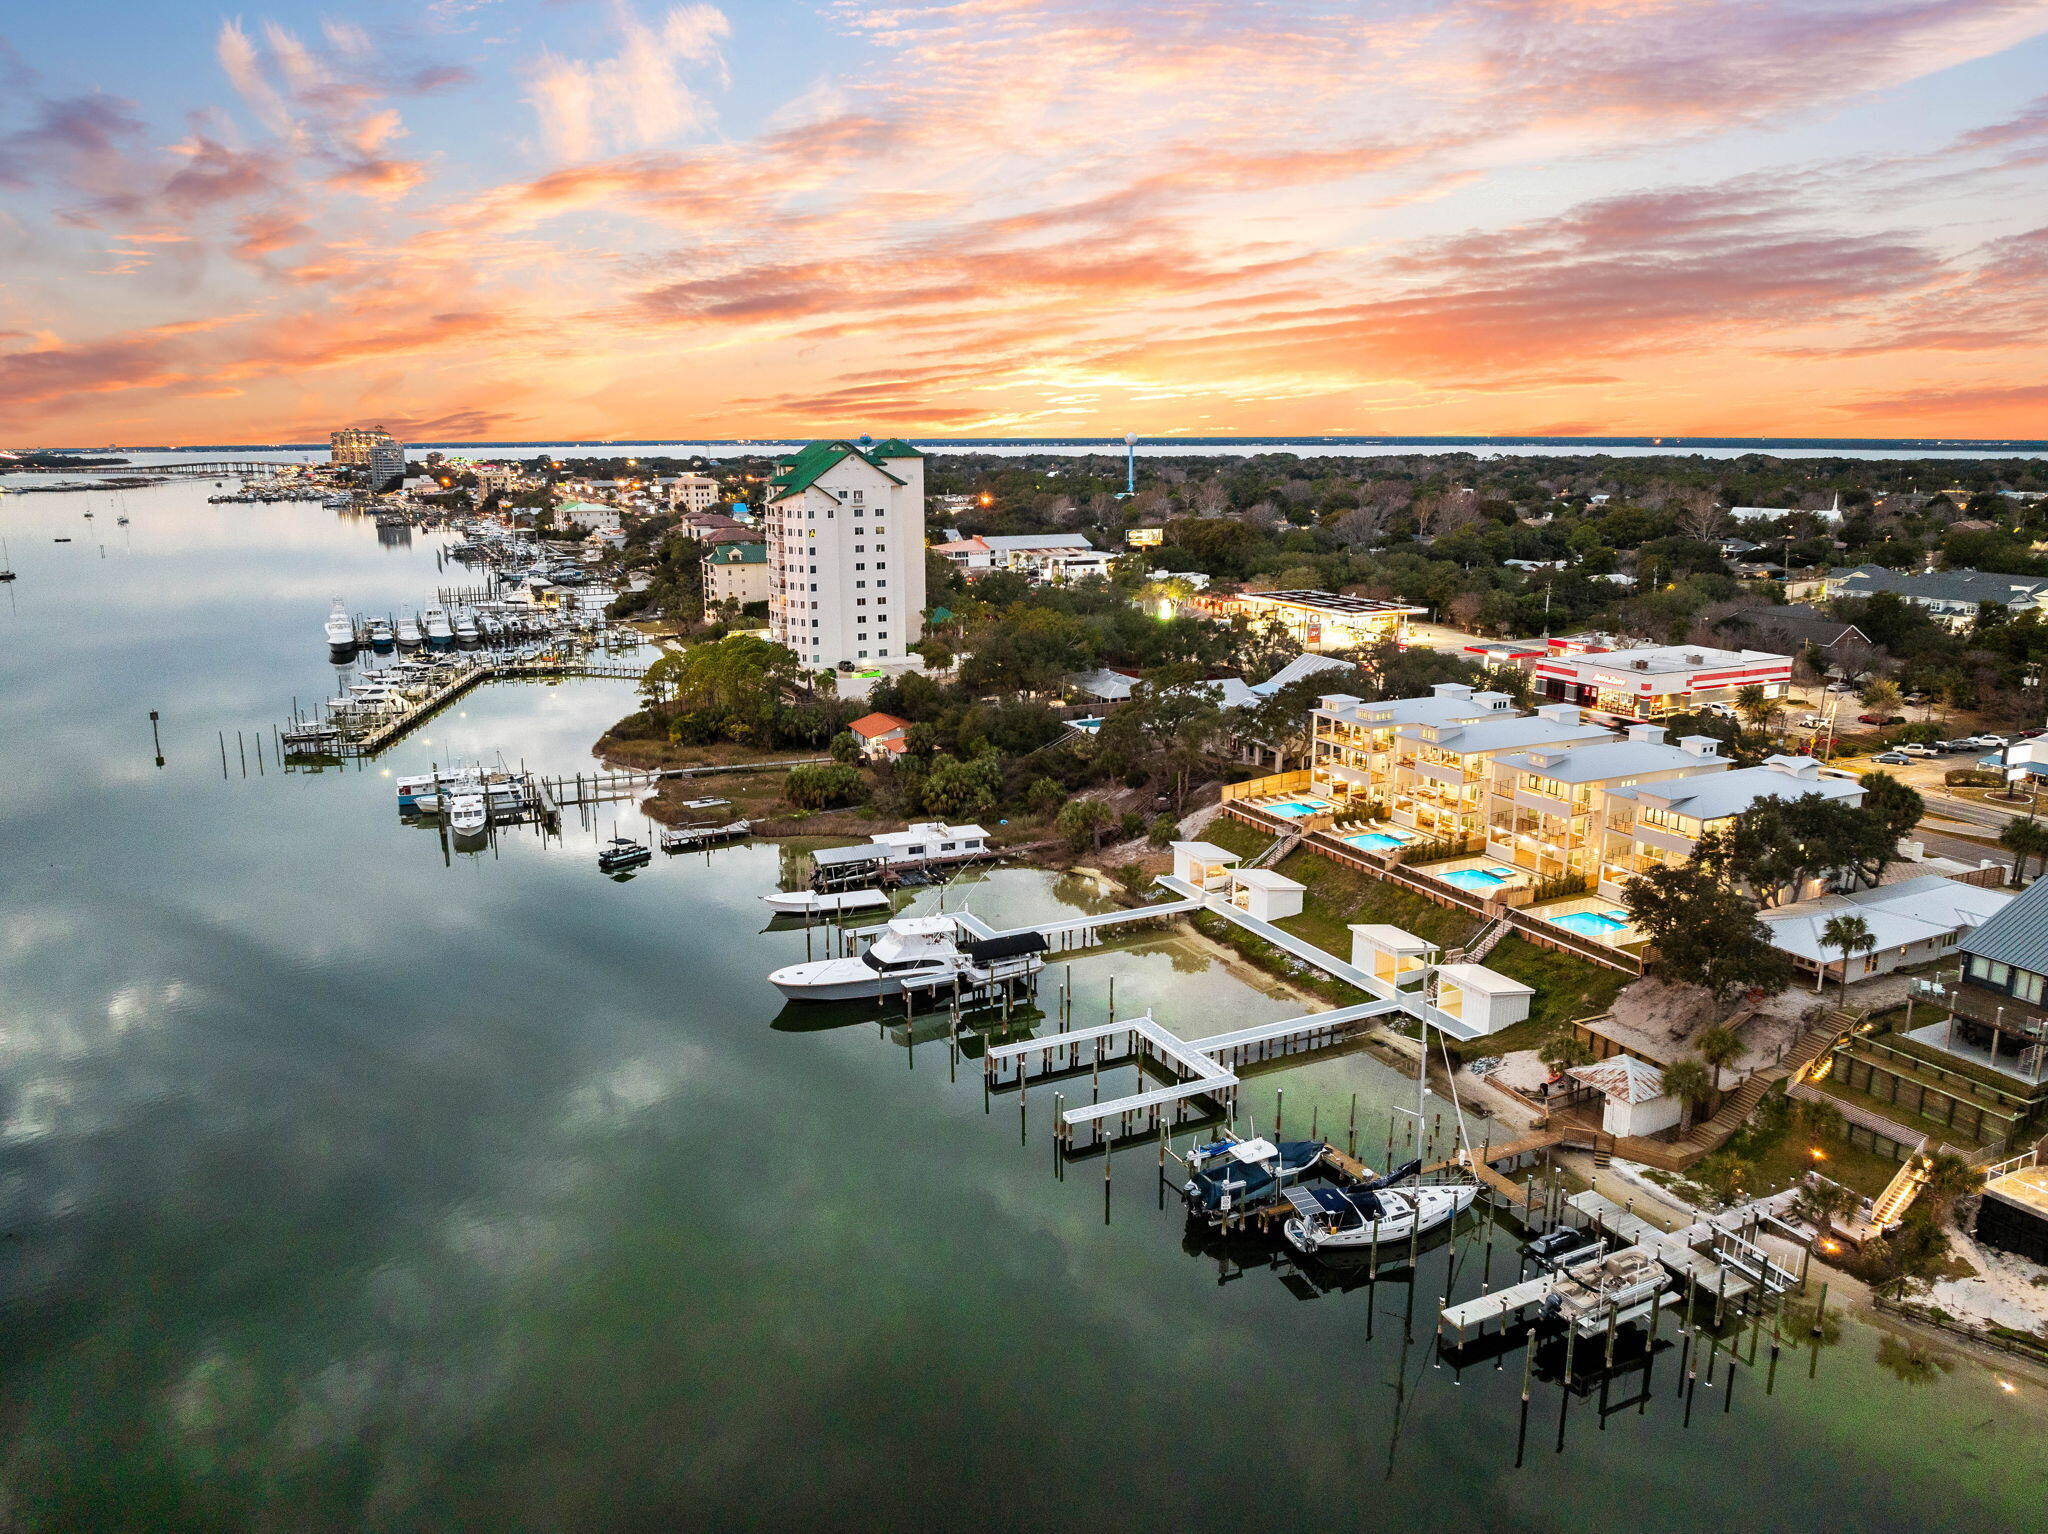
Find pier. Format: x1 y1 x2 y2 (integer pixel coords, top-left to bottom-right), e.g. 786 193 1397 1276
984 997 1403 1149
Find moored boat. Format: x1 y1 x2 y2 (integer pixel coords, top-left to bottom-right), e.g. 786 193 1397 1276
423 607 454 645
1182 1135 1329 1221
767 914 1045 1002
598 835 652 872
324 599 356 651
761 887 891 915
448 792 489 841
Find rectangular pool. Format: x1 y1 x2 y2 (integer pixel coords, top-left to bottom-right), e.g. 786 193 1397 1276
1549 909 1632 938
1437 865 1515 893
1265 799 1331 818
1343 831 1412 851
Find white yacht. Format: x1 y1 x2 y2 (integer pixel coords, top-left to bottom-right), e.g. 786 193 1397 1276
453 612 481 645
422 607 454 645
768 915 1045 1003
447 791 489 841
324 599 356 650
396 614 423 647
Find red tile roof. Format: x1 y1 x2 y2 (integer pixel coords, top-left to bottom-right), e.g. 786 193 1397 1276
848 712 910 739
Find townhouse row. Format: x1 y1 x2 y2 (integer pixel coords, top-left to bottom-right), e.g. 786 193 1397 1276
1305 682 1864 903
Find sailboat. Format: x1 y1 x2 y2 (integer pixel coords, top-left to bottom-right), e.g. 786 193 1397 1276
1281 962 1477 1257
1 536 15 582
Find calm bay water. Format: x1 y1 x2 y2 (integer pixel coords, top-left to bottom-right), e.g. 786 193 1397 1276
1 476 2044 1530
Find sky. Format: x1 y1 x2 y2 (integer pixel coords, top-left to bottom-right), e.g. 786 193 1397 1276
3 0 2048 445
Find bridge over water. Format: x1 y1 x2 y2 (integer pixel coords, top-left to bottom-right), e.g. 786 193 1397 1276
7 460 297 479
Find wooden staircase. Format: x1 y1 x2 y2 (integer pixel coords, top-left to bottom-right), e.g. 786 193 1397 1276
1870 1142 1933 1230
1540 1013 1856 1174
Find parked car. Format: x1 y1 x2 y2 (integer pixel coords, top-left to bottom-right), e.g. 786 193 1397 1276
1825 682 1856 694
1934 739 1973 752
2019 728 2045 739
1857 712 1906 726
1873 752 1913 765
1968 734 2010 748
1895 743 1939 757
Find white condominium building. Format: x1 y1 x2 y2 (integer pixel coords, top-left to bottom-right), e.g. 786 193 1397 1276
765 437 927 668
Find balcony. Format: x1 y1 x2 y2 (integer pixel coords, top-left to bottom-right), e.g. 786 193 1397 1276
1913 976 2048 1043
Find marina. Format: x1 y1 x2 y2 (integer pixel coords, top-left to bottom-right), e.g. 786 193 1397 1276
0 470 2043 1530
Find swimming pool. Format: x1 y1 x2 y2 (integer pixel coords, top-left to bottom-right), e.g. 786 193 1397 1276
1436 865 1516 892
1265 799 1331 818
1549 909 1632 938
1343 831 1412 851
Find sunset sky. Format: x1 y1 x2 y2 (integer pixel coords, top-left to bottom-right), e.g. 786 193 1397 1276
4 1 2048 444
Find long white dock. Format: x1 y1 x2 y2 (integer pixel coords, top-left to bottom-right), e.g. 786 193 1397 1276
984 997 1402 1141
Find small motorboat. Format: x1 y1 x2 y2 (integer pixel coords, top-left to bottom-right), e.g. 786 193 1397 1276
598 835 651 872
761 888 891 915
1541 1247 1672 1334
116 515 129 525
367 619 395 651
1183 1136 1329 1221
448 792 490 842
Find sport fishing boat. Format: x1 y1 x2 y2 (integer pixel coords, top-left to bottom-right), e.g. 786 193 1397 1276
1182 1135 1329 1222
422 607 454 645
324 599 356 650
767 915 1046 1003
453 613 481 645
367 618 395 652
761 888 892 915
1280 1161 1476 1254
396 614 423 647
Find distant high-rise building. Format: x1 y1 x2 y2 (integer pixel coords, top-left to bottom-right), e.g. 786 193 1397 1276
330 425 406 492
765 437 926 669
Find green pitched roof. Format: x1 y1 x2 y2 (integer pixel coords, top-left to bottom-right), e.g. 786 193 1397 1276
768 439 907 499
868 438 923 458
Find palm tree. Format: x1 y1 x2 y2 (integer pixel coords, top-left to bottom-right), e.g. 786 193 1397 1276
1920 1150 1986 1226
1792 1177 1855 1241
1735 683 1783 734
1998 815 2048 884
1819 912 1876 998
1696 1023 1743 1090
1662 1056 1716 1135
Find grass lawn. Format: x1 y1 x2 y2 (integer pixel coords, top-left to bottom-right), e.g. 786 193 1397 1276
1805 1073 1992 1148
1205 810 1631 1051
1693 1126 1901 1202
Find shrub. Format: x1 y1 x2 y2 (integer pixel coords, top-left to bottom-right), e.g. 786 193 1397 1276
784 763 865 810
1024 777 1065 817
1148 813 1180 847
829 731 861 764
1119 810 1146 840
1946 768 2003 788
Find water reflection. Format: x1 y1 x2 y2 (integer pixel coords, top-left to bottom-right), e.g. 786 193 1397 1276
0 475 2044 1529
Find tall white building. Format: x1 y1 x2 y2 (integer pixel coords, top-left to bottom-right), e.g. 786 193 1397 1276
765 437 926 668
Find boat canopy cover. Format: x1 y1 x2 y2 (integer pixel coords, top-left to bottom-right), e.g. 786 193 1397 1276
813 844 887 867
1228 1137 1281 1164
961 931 1048 962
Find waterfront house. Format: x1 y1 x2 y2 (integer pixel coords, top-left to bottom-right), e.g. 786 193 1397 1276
1762 873 2010 988
1483 725 1729 889
847 711 912 759
1594 754 1862 900
1385 705 1613 844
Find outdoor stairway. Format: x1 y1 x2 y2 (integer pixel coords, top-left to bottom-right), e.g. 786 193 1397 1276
1671 1015 1850 1159
1245 831 1302 870
1464 915 1513 963
1870 1144 1933 1230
